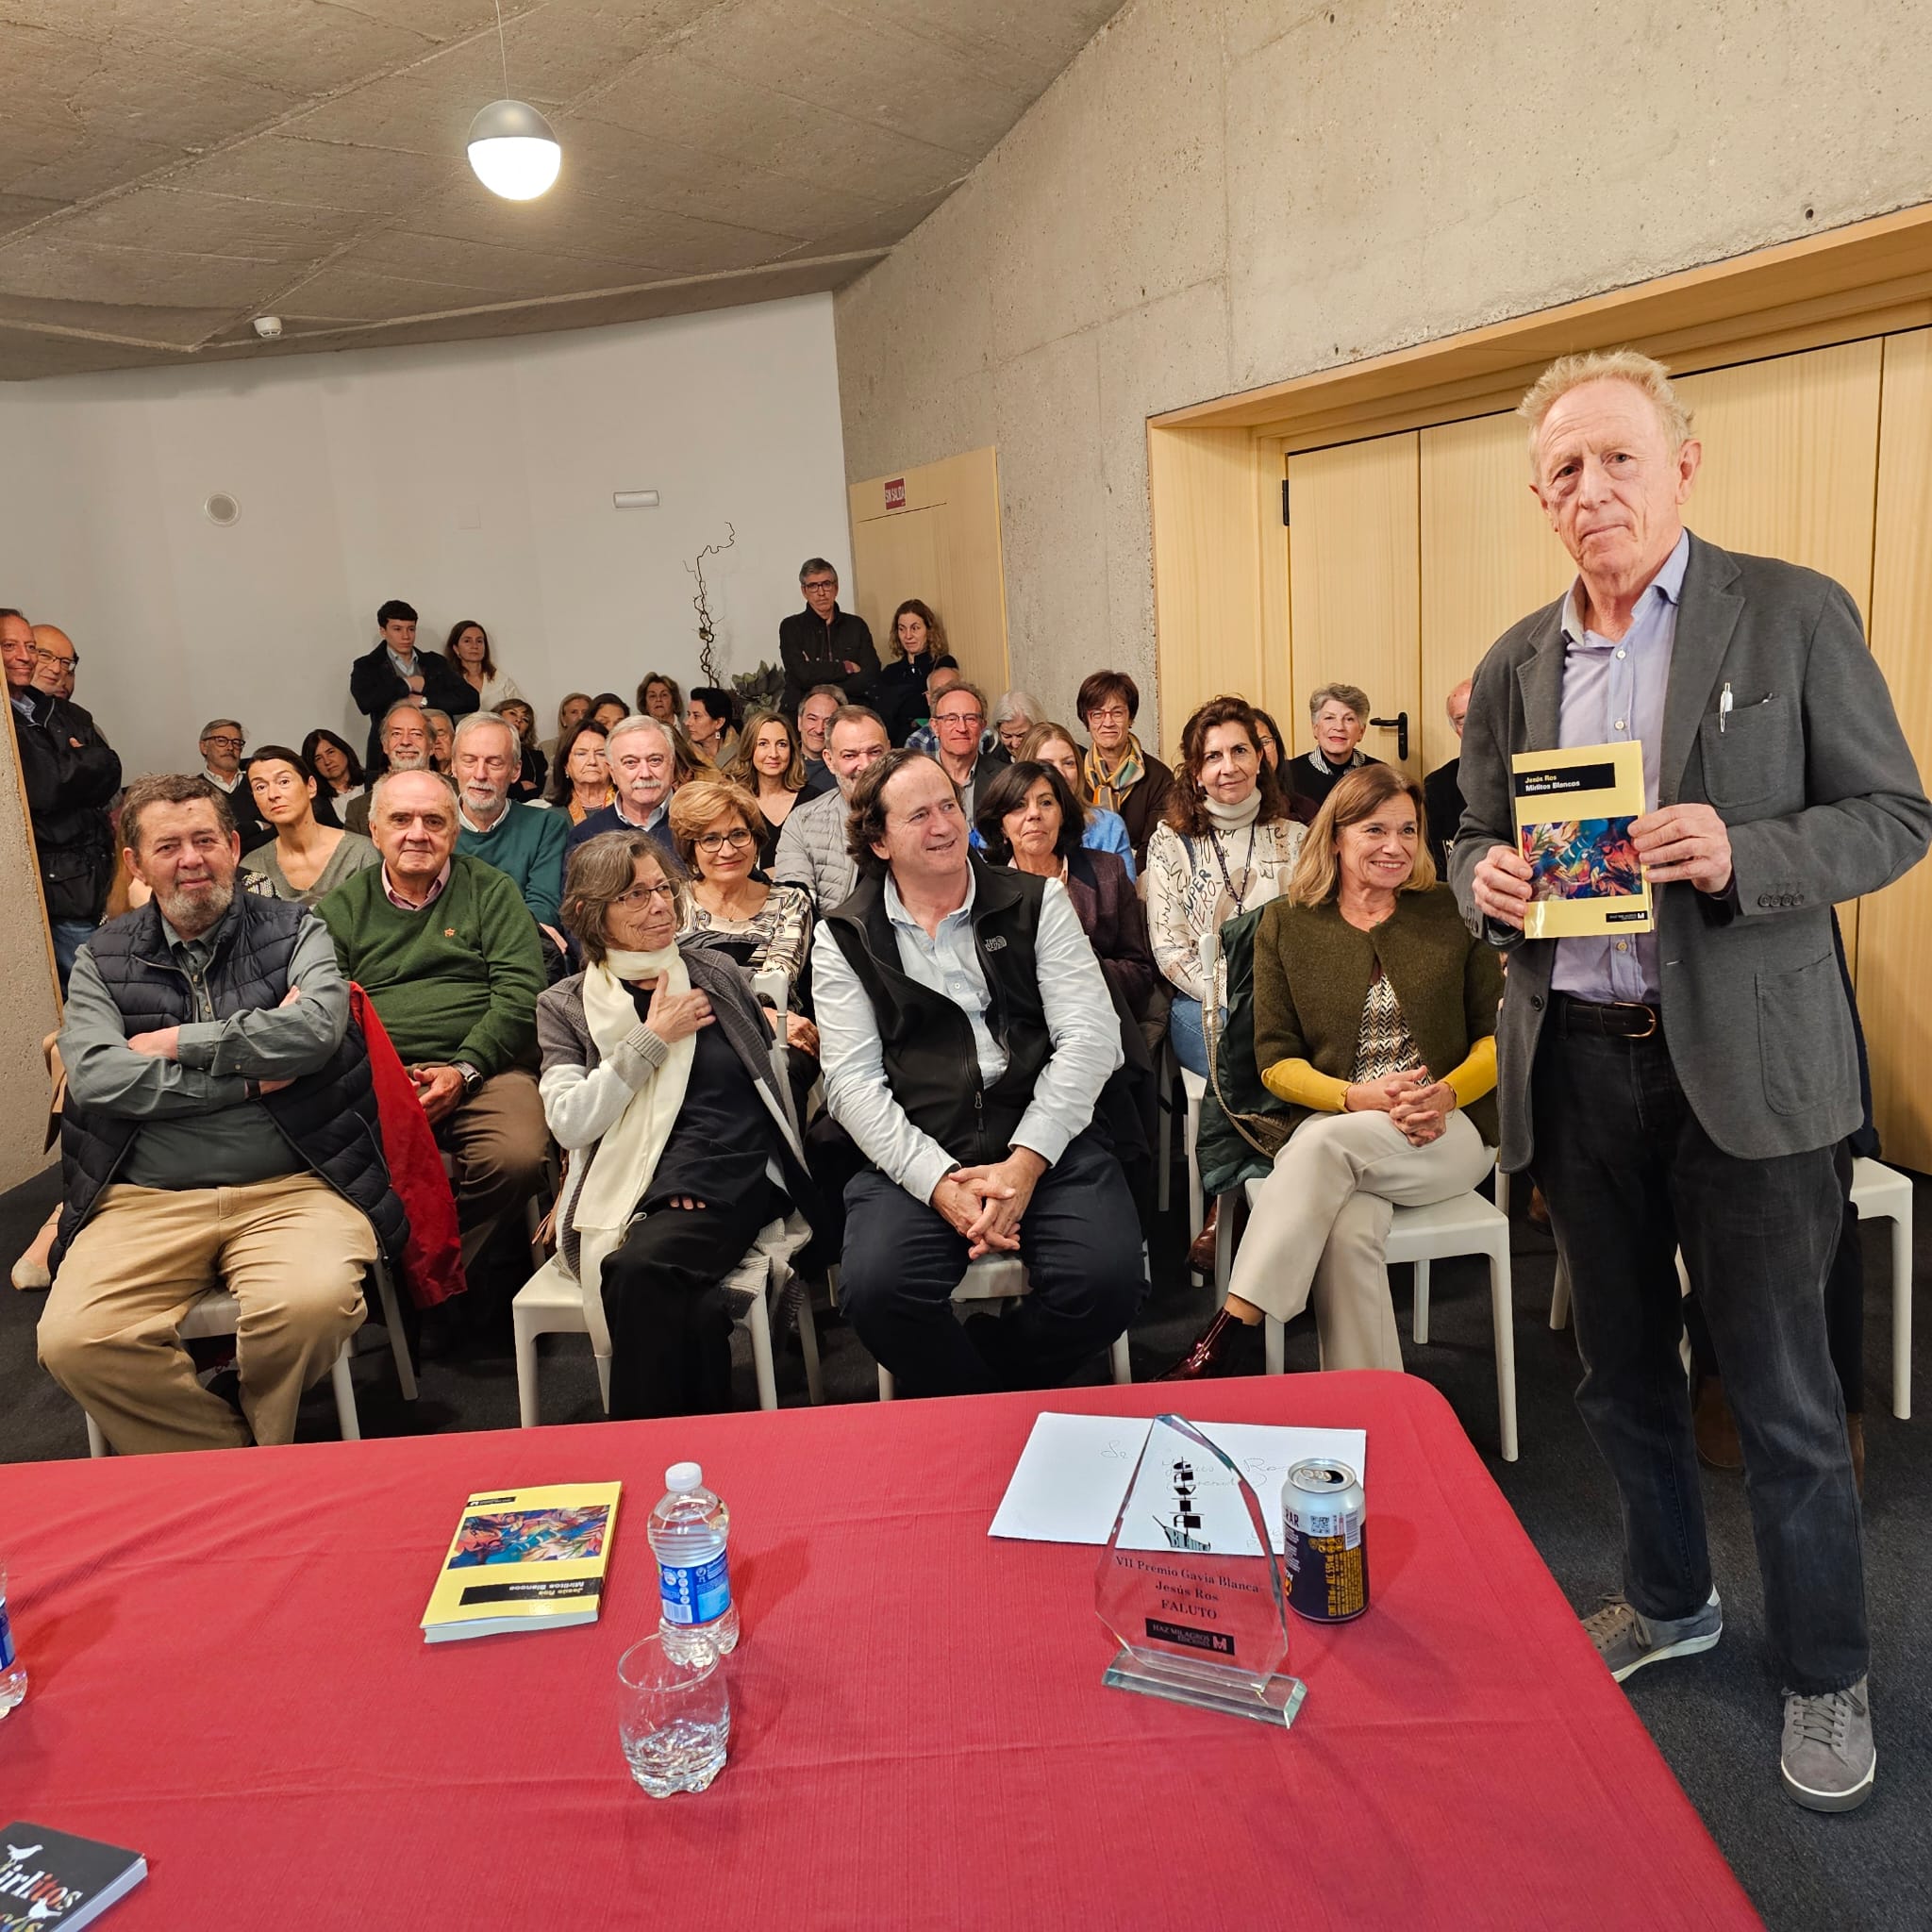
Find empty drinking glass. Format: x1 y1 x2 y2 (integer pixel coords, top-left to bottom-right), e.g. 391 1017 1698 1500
617 1633 730 1796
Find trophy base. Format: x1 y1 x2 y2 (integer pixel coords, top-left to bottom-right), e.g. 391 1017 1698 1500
1103 1648 1307 1728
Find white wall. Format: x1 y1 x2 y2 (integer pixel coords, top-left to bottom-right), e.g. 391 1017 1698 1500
0 293 852 774
834 0 1932 744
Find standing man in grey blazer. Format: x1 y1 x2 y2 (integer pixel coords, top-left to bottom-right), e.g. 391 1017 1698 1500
1453 349 1929 1815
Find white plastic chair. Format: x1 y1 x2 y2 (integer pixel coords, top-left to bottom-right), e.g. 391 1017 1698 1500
1549 1154 1915 1421
875 1254 1134 1400
80 1257 409 1456
1213 1159 1519 1463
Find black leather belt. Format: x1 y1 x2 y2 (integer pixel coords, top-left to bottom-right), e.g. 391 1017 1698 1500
1552 993 1659 1039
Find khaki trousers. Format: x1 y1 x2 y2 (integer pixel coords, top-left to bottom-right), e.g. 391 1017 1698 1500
435 1069 549 1269
1227 1109 1491 1370
39 1174 374 1455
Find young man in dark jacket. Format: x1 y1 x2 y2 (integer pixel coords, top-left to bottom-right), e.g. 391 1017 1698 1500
348 597 476 772
4 611 120 986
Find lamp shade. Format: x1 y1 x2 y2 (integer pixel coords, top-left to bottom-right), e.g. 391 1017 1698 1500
466 98 561 200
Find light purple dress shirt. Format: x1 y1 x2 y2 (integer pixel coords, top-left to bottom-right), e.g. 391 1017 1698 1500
1549 529 1690 1005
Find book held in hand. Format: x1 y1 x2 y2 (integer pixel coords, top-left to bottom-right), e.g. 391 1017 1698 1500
1511 741 1655 940
1 1824 146 1931
421 1482 622 1643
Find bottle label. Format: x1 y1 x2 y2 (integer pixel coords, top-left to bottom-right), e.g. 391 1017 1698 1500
658 1553 730 1626
0 1600 14 1671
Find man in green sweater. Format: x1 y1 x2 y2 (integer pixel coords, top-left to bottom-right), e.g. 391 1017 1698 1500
316 769 549 1269
451 712 568 966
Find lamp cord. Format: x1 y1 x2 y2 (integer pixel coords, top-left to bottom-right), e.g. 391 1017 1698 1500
491 0 509 95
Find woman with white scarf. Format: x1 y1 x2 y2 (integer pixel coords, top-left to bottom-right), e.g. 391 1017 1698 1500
1145 695 1306 1080
536 831 822 1419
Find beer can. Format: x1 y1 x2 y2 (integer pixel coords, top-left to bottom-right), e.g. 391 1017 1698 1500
1281 1459 1369 1622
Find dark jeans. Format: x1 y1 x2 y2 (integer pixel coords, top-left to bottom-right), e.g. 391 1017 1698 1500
1532 1018 1867 1693
601 1180 781 1420
1685 1141 1863 1407
840 1128 1144 1399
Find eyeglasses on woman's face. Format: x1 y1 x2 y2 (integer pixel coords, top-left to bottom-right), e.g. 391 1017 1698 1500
695 825 755 854
612 881 677 908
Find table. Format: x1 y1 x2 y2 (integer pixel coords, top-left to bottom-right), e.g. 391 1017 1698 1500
1 1373 1759 1929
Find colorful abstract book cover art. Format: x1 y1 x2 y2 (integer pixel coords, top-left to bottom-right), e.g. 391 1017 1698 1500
422 1482 622 1637
1510 741 1655 940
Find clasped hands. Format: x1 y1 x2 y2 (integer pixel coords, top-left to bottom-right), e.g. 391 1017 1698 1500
1472 803 1734 928
931 1147 1048 1259
1345 1069 1454 1147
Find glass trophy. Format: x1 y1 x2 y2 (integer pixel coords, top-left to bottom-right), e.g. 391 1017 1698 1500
1094 1413 1306 1728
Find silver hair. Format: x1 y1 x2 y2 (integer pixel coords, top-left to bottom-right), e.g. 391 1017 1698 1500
604 712 675 756
369 766 458 818
1518 348 1694 475
380 699 425 735
991 690 1043 731
1307 682 1370 723
452 709 519 753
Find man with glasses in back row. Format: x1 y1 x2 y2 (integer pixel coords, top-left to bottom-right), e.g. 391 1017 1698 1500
196 719 272 854
3 609 121 986
779 558 877 713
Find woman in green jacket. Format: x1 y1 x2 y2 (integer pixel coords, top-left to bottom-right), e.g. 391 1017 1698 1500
1164 763 1503 1379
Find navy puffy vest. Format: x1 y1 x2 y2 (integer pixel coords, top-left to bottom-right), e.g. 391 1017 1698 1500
53 892 408 1271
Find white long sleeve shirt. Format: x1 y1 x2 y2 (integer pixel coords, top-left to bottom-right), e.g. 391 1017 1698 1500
811 869 1124 1205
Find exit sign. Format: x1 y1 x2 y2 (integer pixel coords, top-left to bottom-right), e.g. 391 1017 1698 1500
884 477 906 510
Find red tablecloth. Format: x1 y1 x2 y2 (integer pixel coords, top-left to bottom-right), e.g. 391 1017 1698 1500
0 1373 1758 1930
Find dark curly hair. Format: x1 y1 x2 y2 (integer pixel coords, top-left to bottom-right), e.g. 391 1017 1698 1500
973 760 1083 866
1163 694 1291 840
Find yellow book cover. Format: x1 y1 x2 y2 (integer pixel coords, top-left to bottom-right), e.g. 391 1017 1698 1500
421 1482 622 1643
1511 741 1656 941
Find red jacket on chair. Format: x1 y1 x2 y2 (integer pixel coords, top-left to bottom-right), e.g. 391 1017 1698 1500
351 984 465 1309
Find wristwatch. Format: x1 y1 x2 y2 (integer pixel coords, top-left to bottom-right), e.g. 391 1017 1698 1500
453 1061 483 1094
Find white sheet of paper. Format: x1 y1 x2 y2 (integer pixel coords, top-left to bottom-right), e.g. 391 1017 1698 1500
988 1412 1369 1554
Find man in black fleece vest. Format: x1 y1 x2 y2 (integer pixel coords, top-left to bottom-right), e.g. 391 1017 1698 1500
814 750 1141 1396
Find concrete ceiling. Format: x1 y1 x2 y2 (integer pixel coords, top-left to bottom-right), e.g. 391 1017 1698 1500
0 0 1122 379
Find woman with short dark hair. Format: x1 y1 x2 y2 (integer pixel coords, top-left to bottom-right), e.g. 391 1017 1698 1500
241 745 380 905
549 720 613 823
1075 669 1175 868
302 728 365 829
537 833 823 1418
685 687 738 767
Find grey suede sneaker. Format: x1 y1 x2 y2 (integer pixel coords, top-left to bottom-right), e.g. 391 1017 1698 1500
1780 1677 1875 1813
1582 1589 1723 1683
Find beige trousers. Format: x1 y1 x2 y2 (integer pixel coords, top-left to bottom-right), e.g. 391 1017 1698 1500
39 1174 374 1454
1227 1108 1491 1369
436 1069 550 1268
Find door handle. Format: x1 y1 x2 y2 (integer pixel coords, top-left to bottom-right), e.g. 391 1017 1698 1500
1369 711 1409 761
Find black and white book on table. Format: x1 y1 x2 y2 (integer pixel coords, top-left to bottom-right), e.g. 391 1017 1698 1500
0 1824 147 1930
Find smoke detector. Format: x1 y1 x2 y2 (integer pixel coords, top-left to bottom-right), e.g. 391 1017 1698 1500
252 315 283 340
204 492 241 527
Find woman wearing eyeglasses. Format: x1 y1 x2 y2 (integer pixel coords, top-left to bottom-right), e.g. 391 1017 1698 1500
537 832 824 1418
668 778 819 1078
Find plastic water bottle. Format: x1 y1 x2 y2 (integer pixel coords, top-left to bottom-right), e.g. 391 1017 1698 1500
0 1564 25 1717
648 1463 739 1664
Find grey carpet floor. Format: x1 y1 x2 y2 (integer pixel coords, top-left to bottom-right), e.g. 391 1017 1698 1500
3 1153 1927 1930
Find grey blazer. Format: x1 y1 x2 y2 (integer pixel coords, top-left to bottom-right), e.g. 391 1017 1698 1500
1450 531 1930 1170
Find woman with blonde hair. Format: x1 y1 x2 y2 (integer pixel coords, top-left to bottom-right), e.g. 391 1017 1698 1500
724 707 806 869
1162 763 1502 1379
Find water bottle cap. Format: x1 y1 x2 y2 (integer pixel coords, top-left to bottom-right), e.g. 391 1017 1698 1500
665 1461 703 1492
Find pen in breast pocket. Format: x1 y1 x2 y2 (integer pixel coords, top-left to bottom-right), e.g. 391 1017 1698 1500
1719 683 1733 734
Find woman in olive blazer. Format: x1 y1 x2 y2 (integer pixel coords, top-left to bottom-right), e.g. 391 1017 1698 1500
1163 764 1504 1380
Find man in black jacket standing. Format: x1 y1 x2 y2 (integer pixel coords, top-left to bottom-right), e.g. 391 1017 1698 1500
4 610 121 987
779 558 877 712
348 598 476 772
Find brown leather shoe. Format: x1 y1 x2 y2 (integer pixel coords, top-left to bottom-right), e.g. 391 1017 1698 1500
1158 1307 1252 1381
1692 1374 1743 1472
1186 1200 1220 1276
1847 1412 1865 1495
1527 1185 1551 1230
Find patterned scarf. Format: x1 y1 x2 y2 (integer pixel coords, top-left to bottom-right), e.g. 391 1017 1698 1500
1084 732 1146 814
